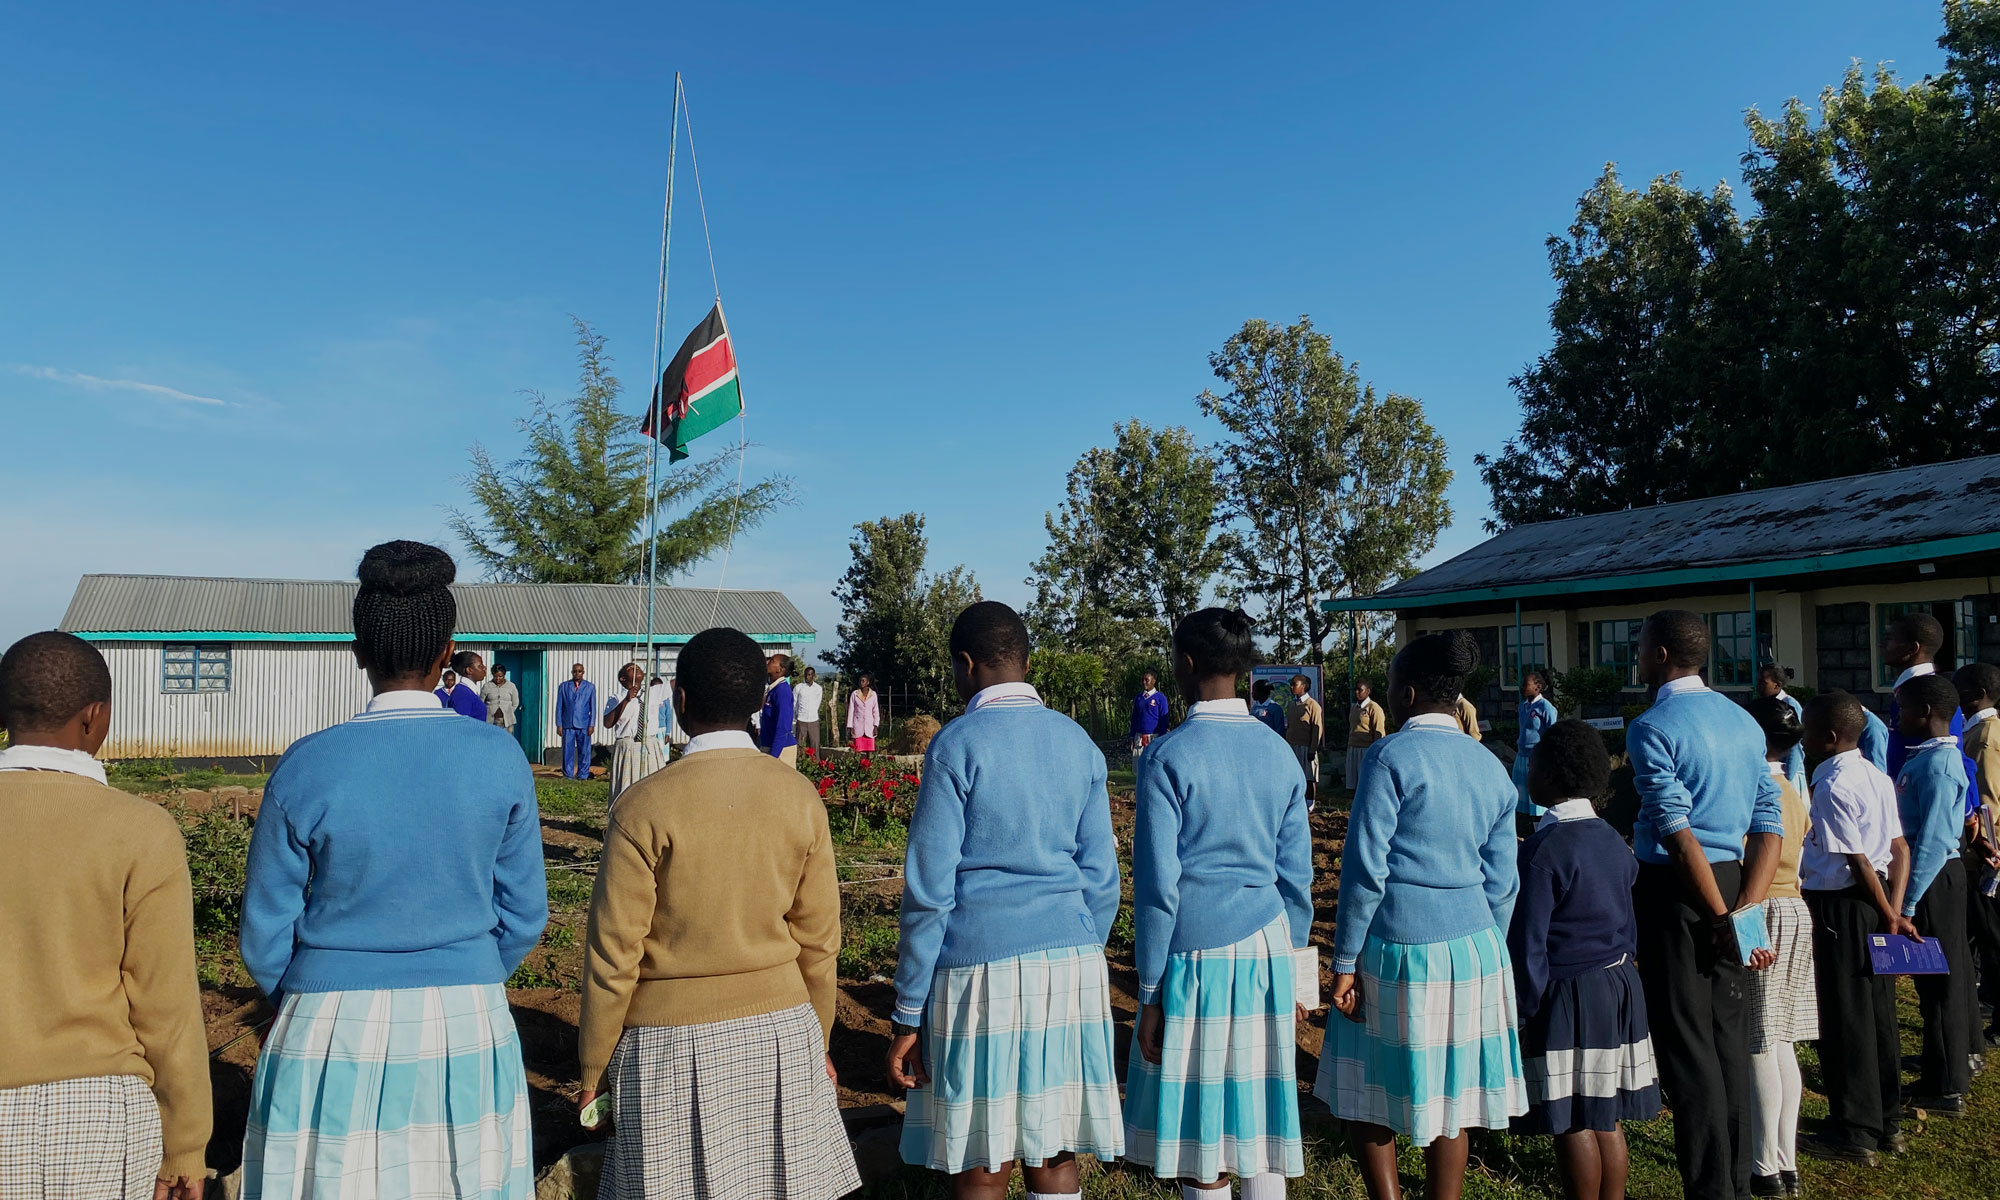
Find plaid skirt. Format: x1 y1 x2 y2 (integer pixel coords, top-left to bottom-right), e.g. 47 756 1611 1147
1313 926 1528 1143
1515 958 1660 1134
0 1075 162 1200
243 984 532 1200
1123 916 1304 1182
608 737 667 806
901 944 1124 1173
600 1003 857 1200
1750 896 1819 1051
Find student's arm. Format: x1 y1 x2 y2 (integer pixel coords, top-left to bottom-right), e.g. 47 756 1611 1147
1130 753 1182 1005
892 755 967 1023
1739 767 1788 907
238 781 309 1000
1331 747 1401 974
1480 768 1523 935
126 814 214 1184
789 801 842 1044
1848 843 1918 939
603 692 632 729
1276 768 1315 950
579 814 660 1092
1507 856 1555 1026
492 761 550 972
1077 749 1121 948
1627 719 1694 850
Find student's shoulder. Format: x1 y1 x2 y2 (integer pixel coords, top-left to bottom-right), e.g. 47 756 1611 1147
3 770 183 841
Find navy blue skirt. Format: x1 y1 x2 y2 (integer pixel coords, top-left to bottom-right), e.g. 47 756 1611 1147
1514 958 1662 1134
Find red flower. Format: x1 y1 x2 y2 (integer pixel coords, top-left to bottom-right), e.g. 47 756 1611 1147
878 780 895 800
903 774 921 787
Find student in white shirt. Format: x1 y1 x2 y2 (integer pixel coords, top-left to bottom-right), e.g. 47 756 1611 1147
794 667 826 754
604 663 667 804
1796 691 1915 1166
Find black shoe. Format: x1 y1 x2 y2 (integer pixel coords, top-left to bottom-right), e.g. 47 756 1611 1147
1882 1130 1909 1154
1801 1135 1877 1165
1753 1174 1786 1197
1908 1093 1966 1118
1781 1170 1802 1197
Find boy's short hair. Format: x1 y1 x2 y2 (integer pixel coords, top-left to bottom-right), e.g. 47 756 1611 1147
1644 609 1709 670
677 628 768 725
1804 690 1866 741
1898 673 1961 720
1252 680 1272 700
949 601 1029 668
1892 612 1945 654
0 631 112 734
1527 719 1611 805
1746 695 1803 754
1956 662 2000 702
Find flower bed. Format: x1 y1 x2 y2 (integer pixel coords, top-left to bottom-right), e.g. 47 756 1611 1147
794 746 922 828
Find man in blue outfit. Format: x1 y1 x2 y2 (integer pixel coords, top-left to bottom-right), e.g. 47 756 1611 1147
557 663 597 780
760 653 797 764
1130 671 1169 756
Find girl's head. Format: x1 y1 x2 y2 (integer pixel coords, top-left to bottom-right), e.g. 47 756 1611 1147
1386 630 1479 724
857 673 872 691
1171 607 1255 696
352 540 457 688
1522 668 1549 699
1525 719 1611 810
1746 694 1803 765
1956 662 1999 719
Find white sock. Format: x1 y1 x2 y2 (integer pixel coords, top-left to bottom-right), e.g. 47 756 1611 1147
1178 1186 1229 1200
1241 1175 1286 1200
1028 1193 1082 1200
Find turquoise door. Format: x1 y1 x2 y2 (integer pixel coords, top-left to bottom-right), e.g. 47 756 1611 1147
495 651 545 763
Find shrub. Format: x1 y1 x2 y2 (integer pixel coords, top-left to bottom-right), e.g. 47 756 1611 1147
795 747 924 830
1029 649 1107 715
1620 703 1650 723
170 801 252 986
109 757 176 784
1550 665 1626 715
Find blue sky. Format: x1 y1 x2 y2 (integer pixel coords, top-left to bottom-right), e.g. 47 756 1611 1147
0 2 1951 661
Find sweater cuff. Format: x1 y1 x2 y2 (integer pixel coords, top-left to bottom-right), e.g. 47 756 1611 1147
1901 898 1919 918
160 1147 208 1184
1332 955 1357 974
1652 814 1692 838
892 1002 925 1024
580 1060 611 1094
1136 982 1159 1006
1748 820 1787 839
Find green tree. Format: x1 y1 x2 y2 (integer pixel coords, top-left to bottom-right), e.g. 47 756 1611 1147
449 319 793 582
1026 421 1226 662
1200 316 1453 666
831 513 982 718
1027 649 1108 717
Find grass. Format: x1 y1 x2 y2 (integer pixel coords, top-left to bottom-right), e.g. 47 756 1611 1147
106 757 270 796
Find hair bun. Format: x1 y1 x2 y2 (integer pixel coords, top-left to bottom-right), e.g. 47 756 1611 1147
357 540 457 596
1223 608 1255 637
1443 628 1480 675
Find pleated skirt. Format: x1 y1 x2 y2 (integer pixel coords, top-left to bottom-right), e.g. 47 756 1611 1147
1511 753 1544 817
1123 916 1303 1182
243 984 532 1200
608 738 668 806
0 1075 163 1200
900 944 1124 1173
598 1003 860 1200
1313 926 1528 1144
1515 958 1661 1134
1750 896 1820 1051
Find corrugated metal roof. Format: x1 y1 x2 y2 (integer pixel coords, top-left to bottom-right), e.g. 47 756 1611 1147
1373 454 2000 603
59 575 815 638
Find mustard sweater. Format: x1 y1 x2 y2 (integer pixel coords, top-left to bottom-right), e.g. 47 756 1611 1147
579 747 840 1090
0 769 212 1180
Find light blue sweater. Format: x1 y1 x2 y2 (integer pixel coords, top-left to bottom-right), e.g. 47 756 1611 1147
1131 704 1313 1004
240 697 549 999
893 688 1119 1021
1628 683 1785 865
1859 708 1890 774
1331 715 1518 973
1896 739 1970 917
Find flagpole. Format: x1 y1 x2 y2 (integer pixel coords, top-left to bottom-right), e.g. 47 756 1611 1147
639 72 682 741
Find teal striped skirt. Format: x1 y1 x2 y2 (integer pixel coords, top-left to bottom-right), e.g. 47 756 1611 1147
1313 926 1528 1144
242 984 532 1200
900 944 1124 1173
1123 916 1304 1182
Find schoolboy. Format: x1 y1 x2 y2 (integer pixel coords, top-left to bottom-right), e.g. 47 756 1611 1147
1250 679 1289 737
0 632 210 1200
1285 674 1324 806
1953 662 2000 1051
1345 679 1386 790
1797 692 1915 1164
1882 613 1978 804
1894 673 1975 1114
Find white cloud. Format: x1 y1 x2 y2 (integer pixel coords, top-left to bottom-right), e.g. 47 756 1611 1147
14 365 228 406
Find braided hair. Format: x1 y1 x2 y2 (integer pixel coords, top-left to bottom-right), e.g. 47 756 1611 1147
352 541 457 676
1394 629 1480 706
1174 607 1256 678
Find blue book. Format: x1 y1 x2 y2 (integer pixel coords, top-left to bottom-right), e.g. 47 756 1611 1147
1868 933 1950 976
1728 904 1772 965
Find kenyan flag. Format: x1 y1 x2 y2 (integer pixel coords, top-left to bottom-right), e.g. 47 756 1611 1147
642 302 742 462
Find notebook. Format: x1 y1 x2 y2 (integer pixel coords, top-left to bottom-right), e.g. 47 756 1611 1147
1295 947 1321 1010
1868 933 1949 975
1728 904 1773 965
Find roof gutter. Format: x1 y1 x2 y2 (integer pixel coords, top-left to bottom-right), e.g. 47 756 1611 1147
71 630 817 644
1319 529 2000 613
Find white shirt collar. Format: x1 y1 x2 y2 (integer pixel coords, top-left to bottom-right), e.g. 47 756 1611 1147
968 681 1041 711
1970 707 1997 728
1811 747 1863 787
1775 689 1792 704
1766 760 1786 777
369 689 449 713
1401 712 1459 732
1657 675 1709 700
1141 687 1157 697
683 729 757 755
1893 662 1936 689
1189 698 1249 717
1535 798 1598 830
0 743 108 784
1911 734 1961 753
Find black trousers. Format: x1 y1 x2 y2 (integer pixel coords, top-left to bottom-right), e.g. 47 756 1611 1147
1635 860 1752 1200
1963 829 2000 1023
1804 885 1902 1150
1912 857 1974 1095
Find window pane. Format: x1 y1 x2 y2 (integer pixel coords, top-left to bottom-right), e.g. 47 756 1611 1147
1503 623 1548 686
163 645 195 663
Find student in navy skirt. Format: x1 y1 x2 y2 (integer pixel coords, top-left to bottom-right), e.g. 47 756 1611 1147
1508 719 1660 1200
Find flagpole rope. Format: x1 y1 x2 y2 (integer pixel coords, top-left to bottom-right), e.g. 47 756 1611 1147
681 87 747 632
679 84 723 304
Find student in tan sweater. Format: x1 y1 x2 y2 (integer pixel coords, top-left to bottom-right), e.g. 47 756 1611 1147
0 632 210 1200
579 626 858 1200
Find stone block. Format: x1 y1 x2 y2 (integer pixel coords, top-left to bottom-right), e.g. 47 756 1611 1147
534 1143 603 1200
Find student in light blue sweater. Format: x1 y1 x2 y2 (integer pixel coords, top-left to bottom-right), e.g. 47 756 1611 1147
1125 608 1312 1200
1513 668 1559 828
1315 630 1525 1199
238 541 547 1200
885 601 1122 1199
1894 673 1975 1113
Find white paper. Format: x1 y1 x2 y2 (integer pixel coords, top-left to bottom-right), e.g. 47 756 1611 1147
1293 946 1321 1009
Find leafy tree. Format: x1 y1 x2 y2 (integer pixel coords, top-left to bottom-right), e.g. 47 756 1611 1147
1026 421 1226 663
1200 316 1453 667
1027 649 1108 716
449 319 793 582
831 513 982 718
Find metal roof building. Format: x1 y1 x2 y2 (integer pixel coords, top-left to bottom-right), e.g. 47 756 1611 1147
59 574 816 762
1322 455 2000 710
